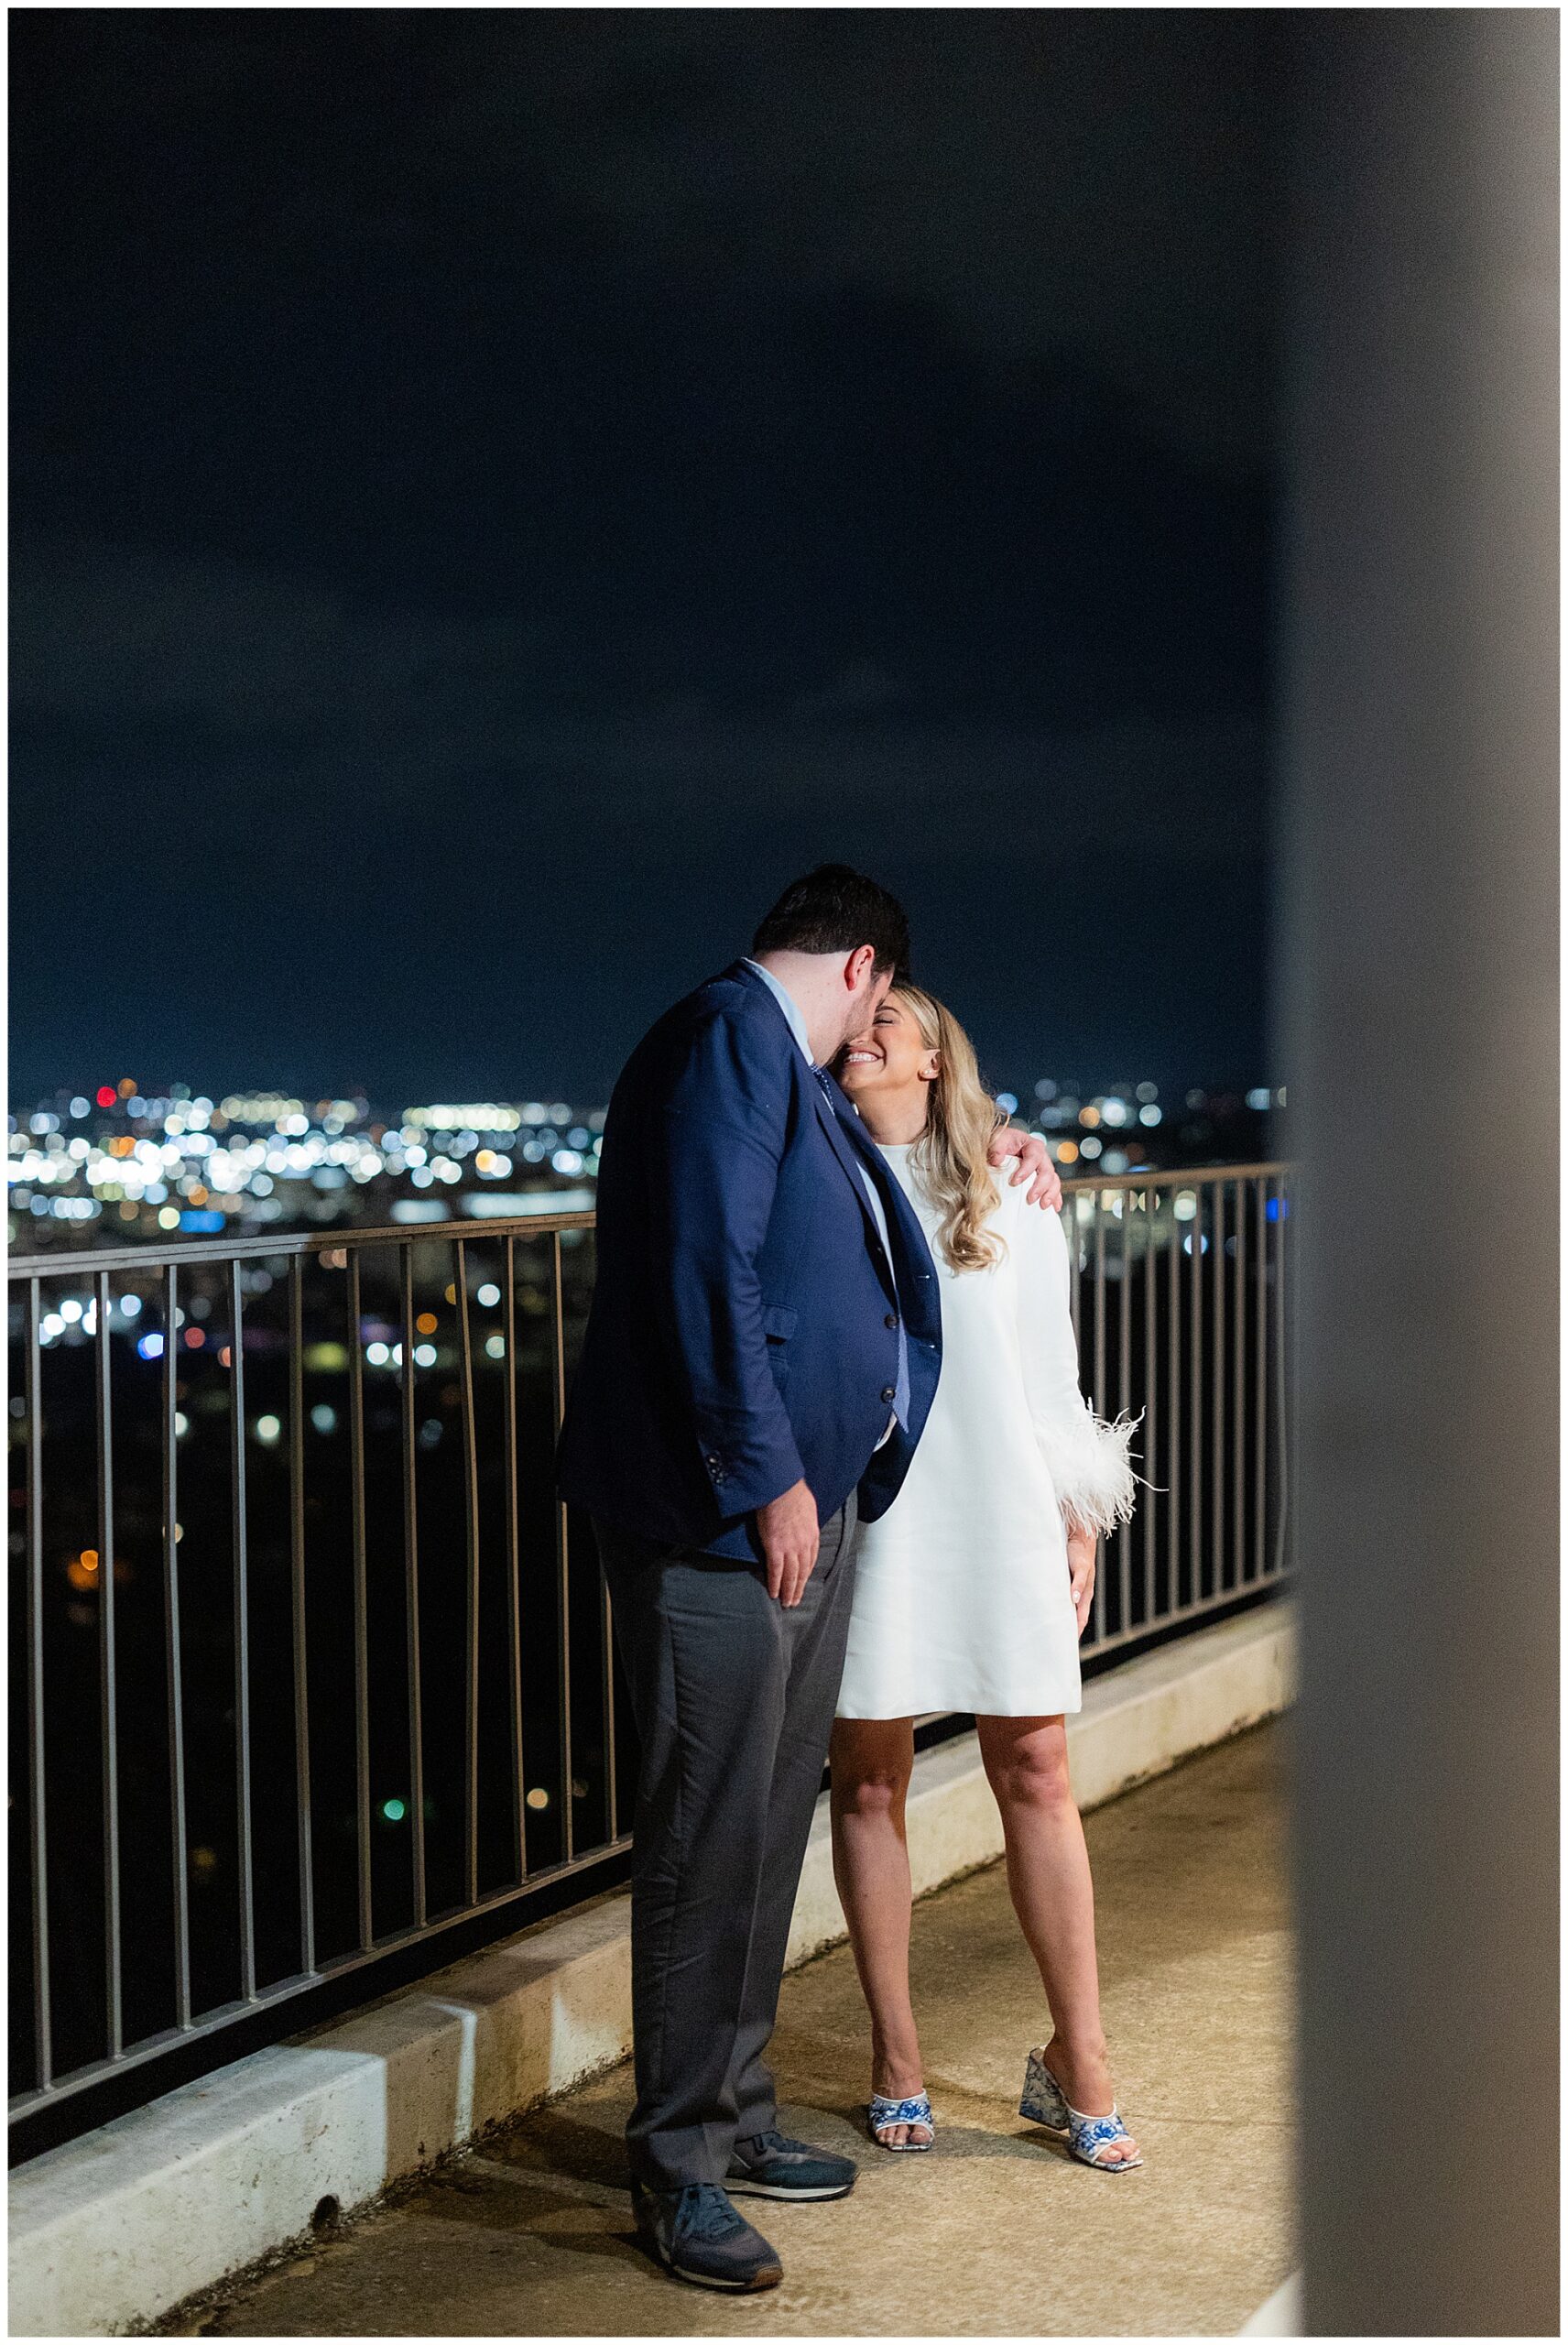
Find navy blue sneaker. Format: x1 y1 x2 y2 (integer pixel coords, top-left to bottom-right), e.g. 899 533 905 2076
630 2178 784 2291
725 2128 857 2201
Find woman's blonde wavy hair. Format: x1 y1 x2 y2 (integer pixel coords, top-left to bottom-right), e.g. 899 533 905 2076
893 983 1008 1274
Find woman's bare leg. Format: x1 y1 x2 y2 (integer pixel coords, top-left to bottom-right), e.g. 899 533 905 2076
829 1717 931 2146
977 1712 1139 2165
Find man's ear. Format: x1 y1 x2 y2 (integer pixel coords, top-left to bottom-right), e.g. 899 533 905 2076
845 943 877 993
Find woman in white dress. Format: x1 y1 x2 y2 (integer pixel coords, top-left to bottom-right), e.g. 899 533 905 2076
830 985 1143 2171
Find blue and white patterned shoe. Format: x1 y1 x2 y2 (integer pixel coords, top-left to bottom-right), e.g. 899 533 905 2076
1020 2046 1142 2171
867 2091 935 2152
1019 2045 1071 2131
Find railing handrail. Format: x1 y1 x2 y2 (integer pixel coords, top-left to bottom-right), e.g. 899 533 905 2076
1056 1159 1291 1196
6 1207 599 1281
7 1161 1290 1281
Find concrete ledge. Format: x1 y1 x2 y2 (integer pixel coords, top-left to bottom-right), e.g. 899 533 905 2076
9 1600 1293 2338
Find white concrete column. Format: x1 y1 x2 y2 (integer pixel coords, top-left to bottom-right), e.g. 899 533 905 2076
1280 11 1557 2333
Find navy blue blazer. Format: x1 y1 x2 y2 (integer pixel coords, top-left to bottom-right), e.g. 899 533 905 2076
556 960 942 1561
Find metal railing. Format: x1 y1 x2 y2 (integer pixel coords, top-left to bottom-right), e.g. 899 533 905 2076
7 1162 1291 2142
1060 1162 1293 1654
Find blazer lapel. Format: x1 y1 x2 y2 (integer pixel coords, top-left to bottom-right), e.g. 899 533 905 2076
730 961 902 1303
809 1074 900 1305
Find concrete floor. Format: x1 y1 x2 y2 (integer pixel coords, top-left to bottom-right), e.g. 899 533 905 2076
169 1722 1294 2339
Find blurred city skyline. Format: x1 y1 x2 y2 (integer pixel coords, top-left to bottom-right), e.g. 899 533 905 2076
9 1068 1279 1258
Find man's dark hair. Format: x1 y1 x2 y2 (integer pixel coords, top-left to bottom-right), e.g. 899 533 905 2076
750 864 910 978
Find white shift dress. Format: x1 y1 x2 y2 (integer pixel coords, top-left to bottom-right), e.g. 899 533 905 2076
836 1145 1138 1720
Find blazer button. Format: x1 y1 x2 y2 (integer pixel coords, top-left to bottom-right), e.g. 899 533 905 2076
884 1313 898 1330
880 1385 896 1404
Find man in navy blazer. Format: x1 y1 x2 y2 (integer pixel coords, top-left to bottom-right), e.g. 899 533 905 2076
557 866 1058 2291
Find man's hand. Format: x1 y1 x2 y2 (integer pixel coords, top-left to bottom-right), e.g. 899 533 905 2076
987 1125 1062 1210
1067 1522 1097 1634
757 1478 821 1608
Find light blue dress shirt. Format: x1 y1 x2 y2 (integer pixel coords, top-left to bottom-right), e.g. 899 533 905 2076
743 958 909 1437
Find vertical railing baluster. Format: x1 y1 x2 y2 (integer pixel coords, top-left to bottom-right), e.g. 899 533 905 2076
502 1236 526 1881
1188 1186 1203 1614
1168 1183 1182 1618
1274 1172 1291 1576
1143 1188 1158 1632
1092 1193 1107 1412
1255 1176 1269 1586
597 1140 619 1847
228 1261 256 2001
1117 1188 1131 1636
288 1258 314 1975
400 1246 426 1927
1065 1188 1081 1340
1210 1183 1225 1604
26 1278 51 2089
347 1251 373 1947
600 1571 619 1849
550 1233 574 1862
456 1240 482 1908
163 1265 191 2025
95 1270 122 2056
1234 1177 1247 1586
1091 1197 1107 1646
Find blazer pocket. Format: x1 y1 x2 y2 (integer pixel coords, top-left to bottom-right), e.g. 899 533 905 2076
761 1304 798 1341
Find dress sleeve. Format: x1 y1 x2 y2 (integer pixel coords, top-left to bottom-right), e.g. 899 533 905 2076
1011 1195 1140 1539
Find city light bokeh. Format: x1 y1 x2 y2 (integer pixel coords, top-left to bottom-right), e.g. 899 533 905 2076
9 1074 1282 1272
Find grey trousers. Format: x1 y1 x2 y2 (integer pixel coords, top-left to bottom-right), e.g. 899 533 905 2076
593 1498 858 2192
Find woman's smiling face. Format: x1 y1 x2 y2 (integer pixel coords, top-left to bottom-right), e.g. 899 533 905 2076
834 991 939 1102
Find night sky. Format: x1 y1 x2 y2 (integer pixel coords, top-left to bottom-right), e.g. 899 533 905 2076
11 10 1280 1110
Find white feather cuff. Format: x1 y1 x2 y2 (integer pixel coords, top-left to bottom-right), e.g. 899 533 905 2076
1039 1399 1142 1537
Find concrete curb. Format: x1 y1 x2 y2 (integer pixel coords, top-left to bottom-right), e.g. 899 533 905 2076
9 1601 1293 2338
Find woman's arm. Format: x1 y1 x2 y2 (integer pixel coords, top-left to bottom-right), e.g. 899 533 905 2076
1011 1197 1139 1540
